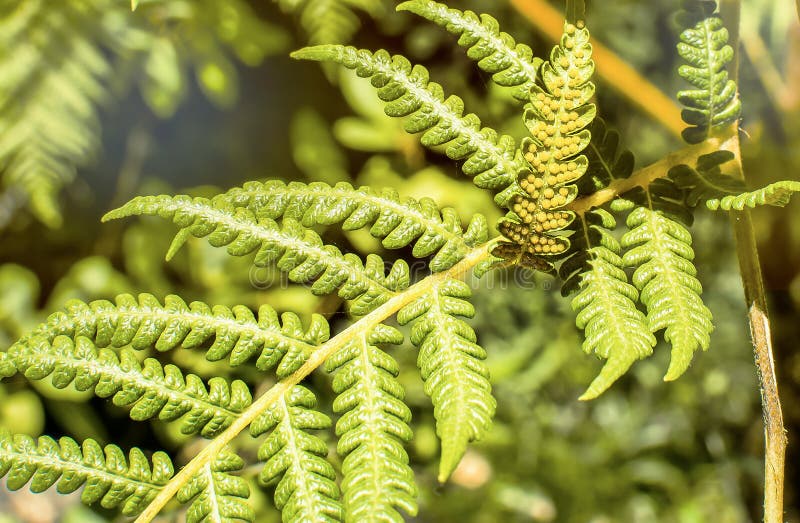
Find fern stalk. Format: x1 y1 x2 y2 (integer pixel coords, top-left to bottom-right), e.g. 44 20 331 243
133 239 498 523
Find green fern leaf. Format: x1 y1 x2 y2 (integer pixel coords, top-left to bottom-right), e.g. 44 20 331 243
2 335 252 437
621 206 713 381
677 0 741 143
580 117 635 193
291 45 529 204
278 0 383 46
706 180 800 210
397 278 494 481
220 180 488 272
0 2 110 227
569 212 655 400
497 22 596 270
177 446 254 523
12 293 326 375
669 150 745 206
104 195 409 315
252 385 343 522
397 0 541 102
0 430 173 516
325 324 417 521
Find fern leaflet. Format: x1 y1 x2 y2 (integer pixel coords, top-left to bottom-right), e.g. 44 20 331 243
177 446 253 523
397 0 541 102
0 335 252 437
569 211 655 400
497 22 596 270
291 45 528 204
706 180 800 210
0 430 173 516
325 325 417 522
621 206 713 381
220 180 488 272
104 195 410 315
0 1 109 227
669 150 745 206
12 293 326 375
252 385 343 522
677 0 741 143
397 278 494 481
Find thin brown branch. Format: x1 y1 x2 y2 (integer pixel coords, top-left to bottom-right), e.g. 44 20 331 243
719 1 786 521
509 0 685 139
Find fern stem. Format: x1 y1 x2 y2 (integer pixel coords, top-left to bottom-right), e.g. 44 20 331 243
568 130 740 215
133 239 499 523
508 0 685 138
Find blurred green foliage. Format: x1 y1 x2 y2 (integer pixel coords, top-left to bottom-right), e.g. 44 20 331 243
0 0 798 521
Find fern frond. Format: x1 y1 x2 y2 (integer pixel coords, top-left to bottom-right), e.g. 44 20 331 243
0 1 110 227
580 117 635 193
13 293 326 375
397 0 541 102
569 211 655 400
325 324 417 521
221 180 488 272
669 150 744 206
1 335 251 437
0 430 173 516
677 0 741 143
621 206 713 381
252 385 343 522
104 195 410 315
706 180 800 210
177 446 253 523
497 22 596 270
277 0 382 46
291 45 528 204
397 278 494 482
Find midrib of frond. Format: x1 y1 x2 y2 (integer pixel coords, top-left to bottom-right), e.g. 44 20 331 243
32 306 317 357
200 464 223 523
639 206 695 336
697 18 721 133
0 444 162 492
355 333 385 515
178 201 397 300
420 2 538 84
277 394 316 518
232 183 469 250
427 285 468 440
33 347 240 419
368 58 521 187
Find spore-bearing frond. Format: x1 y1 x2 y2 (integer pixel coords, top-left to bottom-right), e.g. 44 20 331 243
496 22 596 270
12 293 327 375
291 45 529 205
397 278 494 482
220 180 488 272
0 430 173 517
677 0 741 143
324 324 417 522
104 195 410 315
1 335 252 437
397 0 541 102
252 385 343 523
177 447 254 523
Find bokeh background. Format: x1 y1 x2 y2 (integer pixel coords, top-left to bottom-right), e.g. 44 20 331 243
0 0 798 521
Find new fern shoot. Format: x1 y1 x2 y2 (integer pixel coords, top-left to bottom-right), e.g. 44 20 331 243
1 1 798 522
